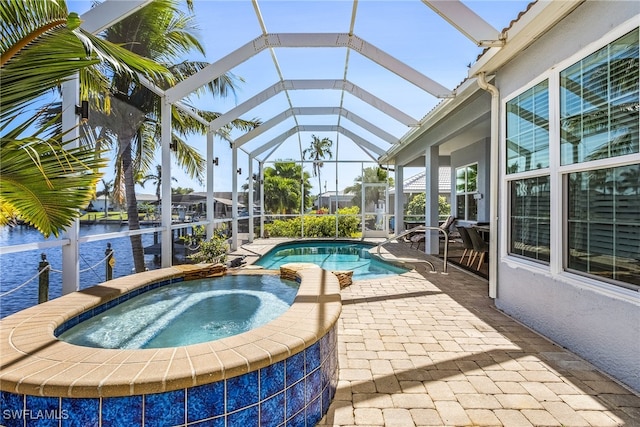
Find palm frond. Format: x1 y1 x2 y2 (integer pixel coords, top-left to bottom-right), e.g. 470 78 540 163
0 135 107 237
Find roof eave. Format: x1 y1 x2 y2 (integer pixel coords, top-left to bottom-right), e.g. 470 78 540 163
468 0 585 77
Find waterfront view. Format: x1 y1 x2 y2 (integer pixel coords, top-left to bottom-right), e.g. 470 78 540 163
0 224 158 318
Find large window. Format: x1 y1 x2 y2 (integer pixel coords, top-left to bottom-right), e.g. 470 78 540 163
560 29 639 165
455 164 478 221
510 176 551 262
567 164 640 287
505 28 639 289
506 80 550 173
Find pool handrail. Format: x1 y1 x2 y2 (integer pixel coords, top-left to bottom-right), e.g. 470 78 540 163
375 226 449 275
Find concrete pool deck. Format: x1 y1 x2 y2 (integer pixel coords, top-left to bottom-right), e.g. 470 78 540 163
235 239 640 426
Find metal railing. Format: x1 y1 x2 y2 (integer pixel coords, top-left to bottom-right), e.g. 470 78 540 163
374 226 449 275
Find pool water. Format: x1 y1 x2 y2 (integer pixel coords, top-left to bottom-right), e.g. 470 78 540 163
254 241 408 280
58 274 299 349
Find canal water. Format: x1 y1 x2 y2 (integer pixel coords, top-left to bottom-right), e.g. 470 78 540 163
0 224 162 318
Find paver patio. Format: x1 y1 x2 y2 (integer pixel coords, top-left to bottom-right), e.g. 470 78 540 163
237 239 639 426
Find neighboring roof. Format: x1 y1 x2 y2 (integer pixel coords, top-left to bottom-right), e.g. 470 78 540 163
390 168 451 194
317 191 354 200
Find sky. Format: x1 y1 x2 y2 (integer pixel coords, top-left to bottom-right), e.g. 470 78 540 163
66 0 531 197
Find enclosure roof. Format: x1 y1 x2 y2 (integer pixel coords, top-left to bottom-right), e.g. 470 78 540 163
79 1 536 172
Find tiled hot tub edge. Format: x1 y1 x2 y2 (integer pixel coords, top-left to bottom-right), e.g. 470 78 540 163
0 263 341 422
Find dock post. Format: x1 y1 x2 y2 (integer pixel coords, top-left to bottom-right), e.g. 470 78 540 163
105 243 114 281
38 253 49 303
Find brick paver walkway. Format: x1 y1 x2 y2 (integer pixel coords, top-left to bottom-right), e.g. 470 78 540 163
310 241 640 426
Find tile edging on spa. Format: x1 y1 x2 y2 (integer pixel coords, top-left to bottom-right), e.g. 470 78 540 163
0 263 341 398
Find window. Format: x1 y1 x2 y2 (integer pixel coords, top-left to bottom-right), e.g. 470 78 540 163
509 176 550 262
455 164 478 221
566 164 640 288
506 80 550 173
560 29 639 165
561 28 640 289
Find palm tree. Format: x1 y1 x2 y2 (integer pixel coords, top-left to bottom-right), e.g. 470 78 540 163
263 161 313 214
344 167 393 208
89 0 259 272
140 165 177 204
0 0 171 237
302 135 333 201
95 179 114 218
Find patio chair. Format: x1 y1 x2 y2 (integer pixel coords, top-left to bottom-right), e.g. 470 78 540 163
409 231 425 250
457 227 475 266
439 215 457 240
467 226 489 270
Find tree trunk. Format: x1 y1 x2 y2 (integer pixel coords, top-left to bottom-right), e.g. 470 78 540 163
119 134 146 273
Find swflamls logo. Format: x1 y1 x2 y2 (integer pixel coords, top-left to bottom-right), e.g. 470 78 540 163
2 409 69 420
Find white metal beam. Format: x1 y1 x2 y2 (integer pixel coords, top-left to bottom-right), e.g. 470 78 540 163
422 1 503 47
234 106 396 148
209 79 418 133
250 125 385 161
166 33 452 103
79 0 153 34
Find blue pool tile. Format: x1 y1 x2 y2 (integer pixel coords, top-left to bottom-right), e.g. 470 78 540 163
25 395 60 427
285 408 306 427
259 391 284 427
227 404 259 427
187 381 224 423
190 415 225 427
306 396 322 427
319 333 331 364
102 395 142 427
305 369 322 404
226 371 259 412
285 352 305 386
144 389 185 427
322 386 331 415
1 391 24 427
61 397 99 427
305 342 321 373
260 360 285 400
285 380 305 420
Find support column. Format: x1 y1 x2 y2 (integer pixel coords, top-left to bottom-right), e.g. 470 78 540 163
231 146 238 250
394 165 404 236
160 98 172 267
424 146 440 254
259 162 265 238
248 159 254 243
61 76 80 294
206 131 214 239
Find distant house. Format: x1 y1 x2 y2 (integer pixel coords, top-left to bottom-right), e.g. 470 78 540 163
315 190 354 212
388 167 452 215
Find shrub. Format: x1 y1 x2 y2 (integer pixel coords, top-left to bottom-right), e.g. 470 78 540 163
188 237 228 264
265 206 360 238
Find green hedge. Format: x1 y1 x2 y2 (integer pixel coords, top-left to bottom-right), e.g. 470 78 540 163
265 206 360 238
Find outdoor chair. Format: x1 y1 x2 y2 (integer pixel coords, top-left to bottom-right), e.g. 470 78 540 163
457 227 475 266
439 215 457 240
467 226 489 270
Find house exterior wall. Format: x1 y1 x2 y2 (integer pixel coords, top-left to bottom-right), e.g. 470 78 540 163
494 1 640 391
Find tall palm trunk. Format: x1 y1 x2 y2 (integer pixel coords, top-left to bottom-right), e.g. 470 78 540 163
119 133 146 272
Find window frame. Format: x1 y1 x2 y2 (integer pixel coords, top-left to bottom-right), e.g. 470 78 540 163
500 21 639 292
455 162 479 222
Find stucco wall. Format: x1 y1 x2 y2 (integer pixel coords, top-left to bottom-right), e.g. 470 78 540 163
494 1 640 392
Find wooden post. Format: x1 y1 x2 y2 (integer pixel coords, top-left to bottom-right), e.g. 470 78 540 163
105 243 114 281
38 253 49 304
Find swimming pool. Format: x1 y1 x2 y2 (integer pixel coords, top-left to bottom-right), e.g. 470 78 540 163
255 240 408 279
57 274 299 349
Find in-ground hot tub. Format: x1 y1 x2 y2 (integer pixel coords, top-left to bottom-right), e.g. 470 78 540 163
0 263 341 427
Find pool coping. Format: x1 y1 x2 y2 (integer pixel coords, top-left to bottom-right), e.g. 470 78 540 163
0 263 341 398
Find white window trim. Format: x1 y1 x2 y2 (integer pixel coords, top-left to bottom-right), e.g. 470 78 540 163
500 21 640 293
455 162 478 221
